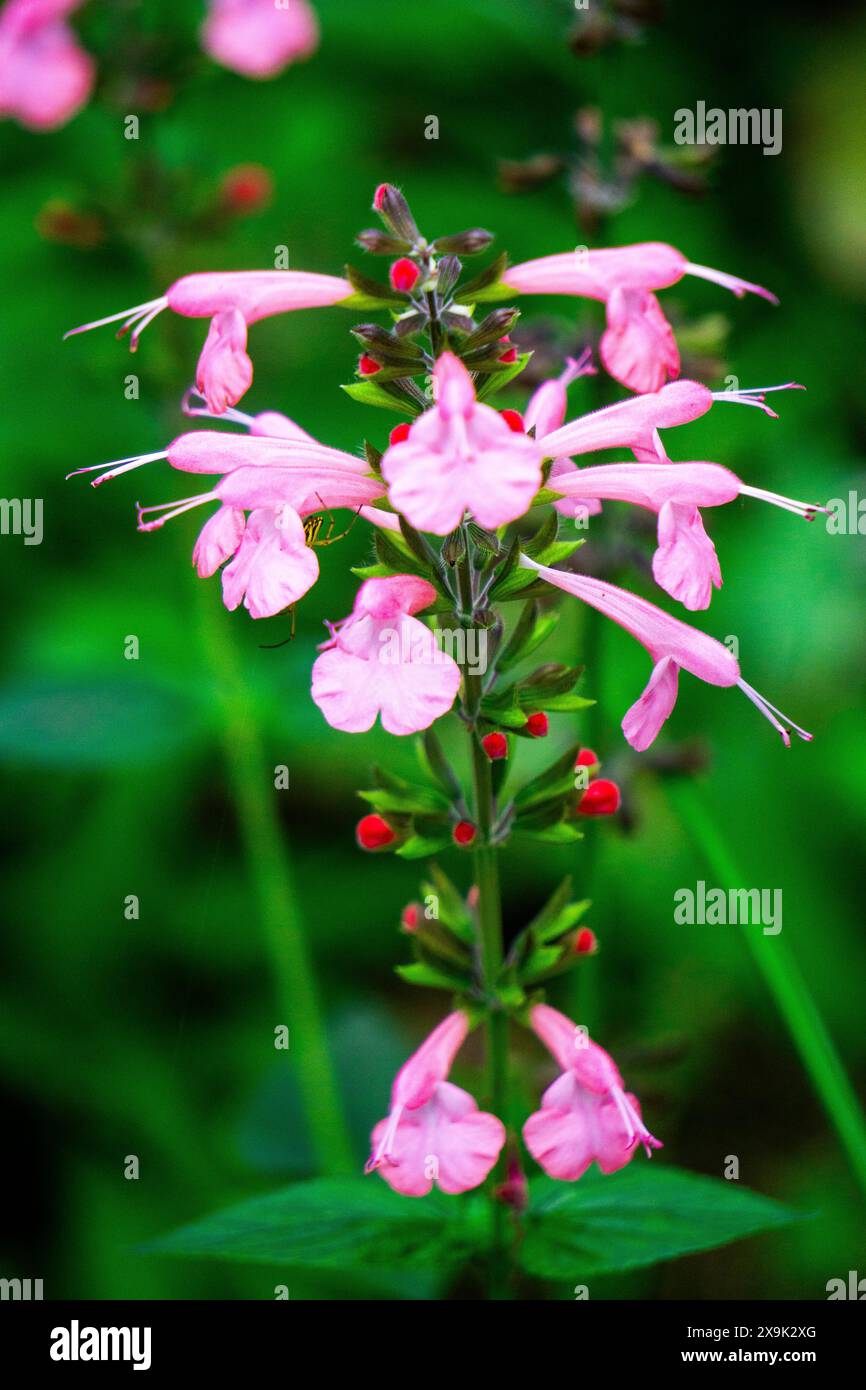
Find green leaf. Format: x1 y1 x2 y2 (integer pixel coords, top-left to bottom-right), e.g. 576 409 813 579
514 743 583 808
537 693 595 713
474 351 532 400
421 864 475 944
395 960 466 989
515 818 584 845
420 728 463 801
452 251 510 304
395 832 454 860
341 380 422 416
345 264 406 305
521 1168 807 1281
145 1177 466 1271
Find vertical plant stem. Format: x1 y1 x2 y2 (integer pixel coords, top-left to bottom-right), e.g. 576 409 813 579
459 538 511 1296
668 779 866 1203
196 586 354 1176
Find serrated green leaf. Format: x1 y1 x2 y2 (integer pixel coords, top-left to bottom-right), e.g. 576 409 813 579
520 1168 807 1281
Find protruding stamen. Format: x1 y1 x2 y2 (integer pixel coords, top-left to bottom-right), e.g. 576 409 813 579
737 678 813 745
135 493 214 532
364 1104 403 1173
64 296 168 342
711 382 804 419
66 451 167 486
559 347 596 388
181 387 256 429
684 262 779 306
739 483 829 520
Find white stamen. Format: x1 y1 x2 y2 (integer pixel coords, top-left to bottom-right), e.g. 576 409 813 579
136 493 214 532
66 451 167 486
63 296 168 341
737 678 813 745
739 483 828 519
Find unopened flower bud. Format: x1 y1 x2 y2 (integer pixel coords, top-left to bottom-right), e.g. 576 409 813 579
358 354 382 376
574 927 598 955
453 820 477 846
575 747 600 770
498 338 518 364
389 257 420 292
576 779 621 817
525 712 549 738
356 813 397 849
433 228 494 256
220 164 273 215
401 903 420 933
372 183 419 242
482 732 508 761
389 422 411 445
500 409 525 434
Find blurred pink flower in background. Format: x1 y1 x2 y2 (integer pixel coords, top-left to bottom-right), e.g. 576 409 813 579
201 0 319 80
0 0 94 131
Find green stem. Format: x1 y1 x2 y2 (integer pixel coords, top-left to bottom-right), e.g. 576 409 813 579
667 780 866 1204
460 538 510 1296
196 587 354 1176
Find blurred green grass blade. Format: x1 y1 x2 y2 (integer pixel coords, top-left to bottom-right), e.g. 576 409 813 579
668 781 866 1202
196 587 353 1176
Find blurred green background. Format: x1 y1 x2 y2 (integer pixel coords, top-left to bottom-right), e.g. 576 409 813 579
1 0 865 1299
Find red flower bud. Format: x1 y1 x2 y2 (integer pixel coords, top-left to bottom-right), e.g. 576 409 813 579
373 183 392 211
482 731 508 761
401 903 420 933
576 779 621 817
575 747 600 770
453 820 477 846
356 813 397 849
500 409 525 434
220 164 273 215
574 926 598 955
358 354 382 376
525 711 549 738
498 338 518 364
389 257 420 292
389 422 411 446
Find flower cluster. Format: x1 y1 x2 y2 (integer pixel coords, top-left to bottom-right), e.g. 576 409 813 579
67 182 823 1198
0 0 318 132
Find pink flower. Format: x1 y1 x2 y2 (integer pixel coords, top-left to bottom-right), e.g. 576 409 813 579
381 352 545 533
540 378 803 464
550 459 826 611
65 269 352 412
201 0 319 80
504 243 777 394
0 0 94 131
366 1011 506 1197
311 575 462 736
523 1004 661 1181
524 351 602 522
195 309 253 414
220 505 320 618
520 556 813 749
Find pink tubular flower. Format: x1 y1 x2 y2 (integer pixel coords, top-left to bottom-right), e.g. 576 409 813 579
65 269 353 412
550 459 826 611
524 351 602 522
201 0 318 80
380 352 545 533
523 1004 661 1181
0 0 94 131
504 243 777 394
311 575 461 736
366 1011 506 1196
520 555 813 750
539 378 803 465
